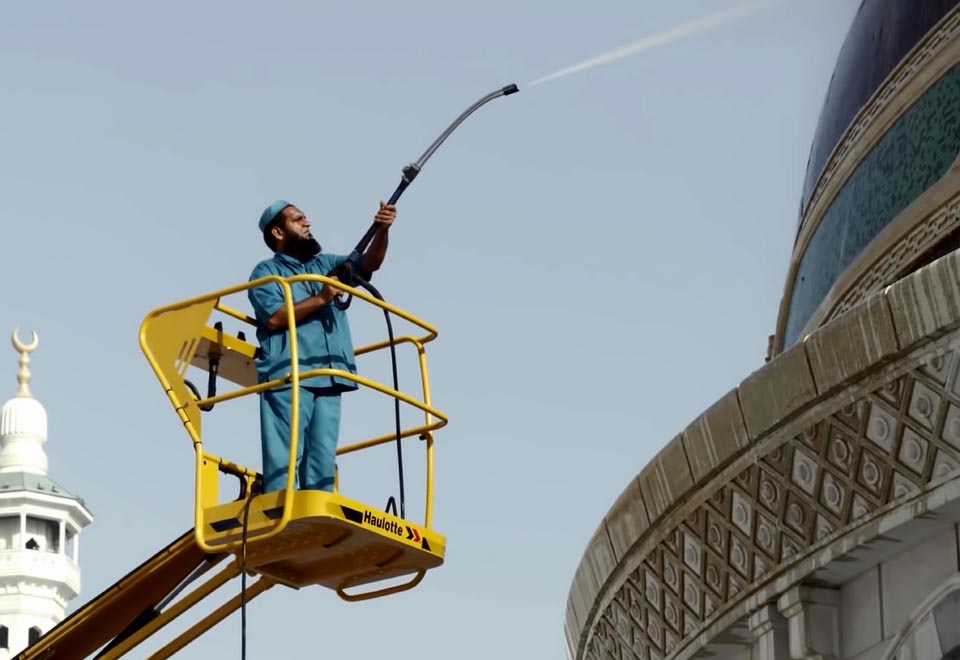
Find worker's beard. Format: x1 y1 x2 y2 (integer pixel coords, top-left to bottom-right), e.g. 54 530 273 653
287 235 322 261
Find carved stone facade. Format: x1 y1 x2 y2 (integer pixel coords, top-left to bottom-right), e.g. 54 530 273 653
567 7 960 660
582 333 960 660
568 240 960 660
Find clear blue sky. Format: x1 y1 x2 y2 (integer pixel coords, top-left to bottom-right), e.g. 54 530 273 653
1 1 861 658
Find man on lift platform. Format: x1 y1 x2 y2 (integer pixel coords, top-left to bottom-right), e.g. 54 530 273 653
248 200 396 494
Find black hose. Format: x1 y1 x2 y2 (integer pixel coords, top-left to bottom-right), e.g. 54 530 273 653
382 297 406 519
356 275 406 519
239 490 254 660
325 82 521 509
328 261 406 517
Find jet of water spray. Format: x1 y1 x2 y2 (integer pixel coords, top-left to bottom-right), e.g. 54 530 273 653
528 0 782 87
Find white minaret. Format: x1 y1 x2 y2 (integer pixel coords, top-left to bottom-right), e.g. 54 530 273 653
0 330 93 658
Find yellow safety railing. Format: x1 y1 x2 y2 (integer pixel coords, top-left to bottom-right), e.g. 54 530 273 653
139 273 448 553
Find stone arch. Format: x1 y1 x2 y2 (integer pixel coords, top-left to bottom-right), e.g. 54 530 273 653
881 574 960 660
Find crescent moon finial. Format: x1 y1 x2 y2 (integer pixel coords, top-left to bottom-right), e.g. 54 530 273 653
10 328 38 397
12 328 39 355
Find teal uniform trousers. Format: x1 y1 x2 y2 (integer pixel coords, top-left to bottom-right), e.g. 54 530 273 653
248 250 360 493
259 385 341 492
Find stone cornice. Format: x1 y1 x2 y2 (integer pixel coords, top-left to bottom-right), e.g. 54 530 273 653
566 245 960 660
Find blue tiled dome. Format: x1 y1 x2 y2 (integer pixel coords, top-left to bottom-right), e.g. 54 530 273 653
799 0 960 220
781 0 960 348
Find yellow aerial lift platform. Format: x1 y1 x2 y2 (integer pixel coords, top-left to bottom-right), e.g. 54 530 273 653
13 81 524 660
17 273 448 659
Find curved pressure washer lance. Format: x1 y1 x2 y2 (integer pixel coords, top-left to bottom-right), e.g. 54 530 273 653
327 82 519 520
330 82 520 305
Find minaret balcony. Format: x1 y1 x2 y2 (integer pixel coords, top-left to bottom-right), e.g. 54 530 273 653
0 549 79 598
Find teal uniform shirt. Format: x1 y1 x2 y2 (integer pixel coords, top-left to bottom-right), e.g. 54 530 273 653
247 251 359 392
